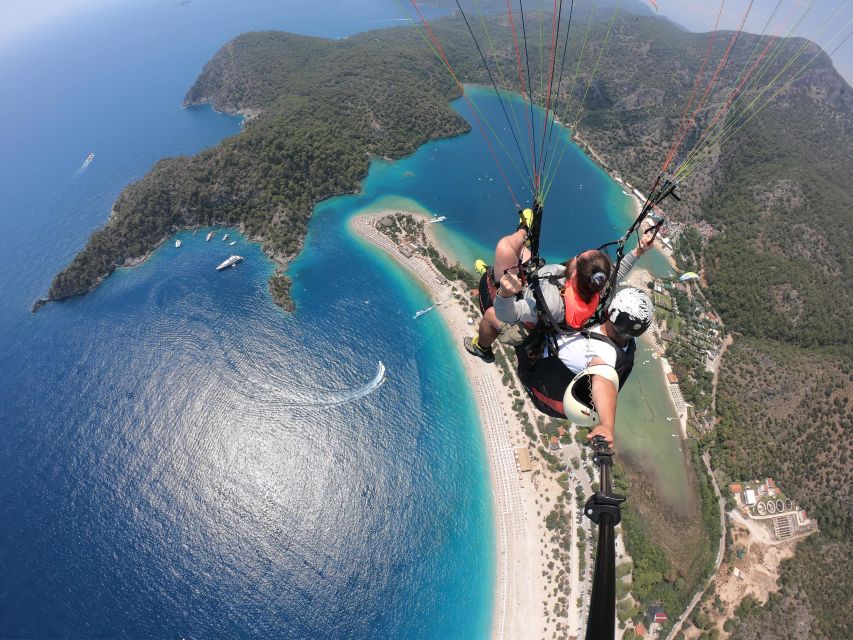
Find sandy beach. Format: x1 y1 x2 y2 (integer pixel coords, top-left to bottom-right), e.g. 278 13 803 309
351 205 695 639
351 211 563 640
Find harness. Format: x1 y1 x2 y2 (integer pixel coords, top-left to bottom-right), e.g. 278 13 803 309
518 330 636 418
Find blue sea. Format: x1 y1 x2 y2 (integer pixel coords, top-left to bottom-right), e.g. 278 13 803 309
0 1 682 637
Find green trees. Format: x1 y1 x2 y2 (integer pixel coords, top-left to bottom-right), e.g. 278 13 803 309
46 28 471 309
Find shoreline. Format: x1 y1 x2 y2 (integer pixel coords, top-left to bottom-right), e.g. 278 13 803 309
350 210 553 640
33 221 300 313
625 266 690 440
352 205 706 638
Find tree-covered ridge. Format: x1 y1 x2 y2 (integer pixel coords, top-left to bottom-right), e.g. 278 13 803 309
42 15 851 634
46 29 468 306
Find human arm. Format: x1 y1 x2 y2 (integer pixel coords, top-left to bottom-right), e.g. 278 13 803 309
614 224 657 281
493 265 564 324
493 271 536 323
584 357 619 448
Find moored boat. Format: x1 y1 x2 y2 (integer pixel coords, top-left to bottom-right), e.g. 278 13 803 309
216 255 243 271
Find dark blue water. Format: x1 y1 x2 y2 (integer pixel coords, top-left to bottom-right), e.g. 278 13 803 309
1 2 496 639
0 1 671 636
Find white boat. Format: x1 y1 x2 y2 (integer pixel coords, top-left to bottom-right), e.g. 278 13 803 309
413 305 435 319
222 234 229 241
229 241 236 246
206 232 214 242
216 255 243 271
175 239 181 248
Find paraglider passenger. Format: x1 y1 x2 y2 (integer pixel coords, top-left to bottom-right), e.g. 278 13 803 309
463 209 656 362
503 287 654 447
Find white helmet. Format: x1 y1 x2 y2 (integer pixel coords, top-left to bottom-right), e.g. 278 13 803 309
607 287 653 337
563 364 620 426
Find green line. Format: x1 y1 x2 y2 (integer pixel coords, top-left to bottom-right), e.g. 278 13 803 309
540 0 596 194
680 17 853 179
675 0 823 176
543 1 620 202
677 3 848 179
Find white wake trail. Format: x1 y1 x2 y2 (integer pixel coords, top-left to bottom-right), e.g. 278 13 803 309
281 361 386 407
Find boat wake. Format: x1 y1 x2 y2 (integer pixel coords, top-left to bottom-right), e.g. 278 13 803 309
282 361 386 407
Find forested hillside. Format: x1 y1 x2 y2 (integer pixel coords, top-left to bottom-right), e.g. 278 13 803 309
538 11 851 639
45 29 468 308
43 8 851 635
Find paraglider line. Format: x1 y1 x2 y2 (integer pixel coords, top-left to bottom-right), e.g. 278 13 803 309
454 0 535 188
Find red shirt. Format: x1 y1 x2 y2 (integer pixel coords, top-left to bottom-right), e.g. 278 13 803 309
563 276 599 329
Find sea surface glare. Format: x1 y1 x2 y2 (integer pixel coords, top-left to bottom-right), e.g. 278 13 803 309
0 0 688 637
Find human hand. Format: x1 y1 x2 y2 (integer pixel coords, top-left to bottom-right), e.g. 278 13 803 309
498 271 523 297
637 224 658 255
586 423 615 449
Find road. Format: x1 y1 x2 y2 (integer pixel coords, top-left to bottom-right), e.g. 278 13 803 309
666 452 727 639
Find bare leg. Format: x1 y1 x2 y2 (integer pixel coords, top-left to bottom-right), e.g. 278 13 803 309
494 229 531 278
477 306 502 349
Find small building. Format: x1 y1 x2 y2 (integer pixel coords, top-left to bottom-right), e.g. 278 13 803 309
398 245 414 258
558 426 567 437
666 372 679 384
730 483 743 494
647 606 668 625
744 489 757 505
733 567 743 580
635 623 646 637
549 436 561 450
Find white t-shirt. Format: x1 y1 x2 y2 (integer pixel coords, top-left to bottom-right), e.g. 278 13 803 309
554 325 626 372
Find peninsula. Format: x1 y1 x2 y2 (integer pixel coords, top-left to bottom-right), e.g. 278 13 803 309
38 29 471 312
40 9 852 637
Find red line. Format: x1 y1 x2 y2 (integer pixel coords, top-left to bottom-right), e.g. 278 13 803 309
538 0 560 189
506 0 529 99
660 0 726 173
692 33 776 152
506 0 536 185
409 1 520 204
663 0 754 173
690 1 800 153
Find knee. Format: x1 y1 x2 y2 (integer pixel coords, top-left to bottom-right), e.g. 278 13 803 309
484 307 501 330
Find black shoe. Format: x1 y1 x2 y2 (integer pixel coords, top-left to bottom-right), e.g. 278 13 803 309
464 336 495 363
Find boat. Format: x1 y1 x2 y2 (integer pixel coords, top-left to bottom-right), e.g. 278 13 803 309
175 239 181 248
222 234 229 241
413 305 435 319
83 152 94 165
206 232 214 242
216 255 243 271
229 241 236 246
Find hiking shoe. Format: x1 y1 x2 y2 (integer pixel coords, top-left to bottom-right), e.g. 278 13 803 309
474 259 488 275
464 336 495 363
518 207 534 232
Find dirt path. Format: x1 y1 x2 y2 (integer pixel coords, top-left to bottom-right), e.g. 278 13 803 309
667 453 726 639
709 334 733 416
